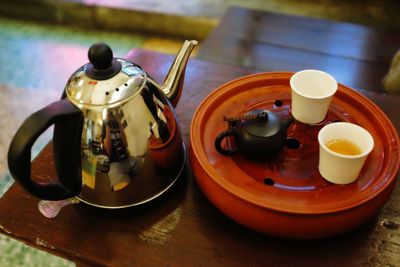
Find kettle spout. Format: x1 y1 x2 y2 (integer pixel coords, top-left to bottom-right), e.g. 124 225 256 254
162 40 198 106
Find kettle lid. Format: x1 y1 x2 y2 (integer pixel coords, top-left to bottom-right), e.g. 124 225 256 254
86 43 122 80
65 43 146 106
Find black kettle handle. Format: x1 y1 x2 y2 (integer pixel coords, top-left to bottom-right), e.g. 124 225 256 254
7 99 83 200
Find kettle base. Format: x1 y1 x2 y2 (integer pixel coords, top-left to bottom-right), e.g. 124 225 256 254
76 143 186 209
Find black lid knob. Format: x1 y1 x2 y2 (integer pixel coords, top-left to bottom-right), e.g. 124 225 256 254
85 43 122 80
88 43 113 70
256 111 269 122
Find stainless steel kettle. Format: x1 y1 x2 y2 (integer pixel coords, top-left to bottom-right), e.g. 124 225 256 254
8 40 197 209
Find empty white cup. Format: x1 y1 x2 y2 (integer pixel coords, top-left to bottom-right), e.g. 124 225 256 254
318 122 374 184
290 70 338 124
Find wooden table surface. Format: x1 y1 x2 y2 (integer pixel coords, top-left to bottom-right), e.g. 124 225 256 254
197 7 400 94
0 48 399 267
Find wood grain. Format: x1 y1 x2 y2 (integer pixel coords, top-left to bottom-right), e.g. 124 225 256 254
0 49 399 267
197 7 400 93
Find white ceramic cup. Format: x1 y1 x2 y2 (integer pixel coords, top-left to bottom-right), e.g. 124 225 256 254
290 70 338 124
318 122 374 184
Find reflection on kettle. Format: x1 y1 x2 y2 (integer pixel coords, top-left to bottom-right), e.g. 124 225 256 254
148 105 184 171
7 40 197 210
103 112 143 191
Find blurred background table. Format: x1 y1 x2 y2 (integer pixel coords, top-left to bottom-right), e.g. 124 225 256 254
197 7 400 93
0 48 399 267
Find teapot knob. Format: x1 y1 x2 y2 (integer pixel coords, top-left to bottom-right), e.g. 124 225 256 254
256 111 269 122
88 43 113 70
86 43 122 80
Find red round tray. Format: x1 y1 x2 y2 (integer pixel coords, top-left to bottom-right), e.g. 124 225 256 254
190 72 399 239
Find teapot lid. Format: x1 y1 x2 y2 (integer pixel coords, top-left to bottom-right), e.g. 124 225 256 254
65 43 146 107
240 110 281 137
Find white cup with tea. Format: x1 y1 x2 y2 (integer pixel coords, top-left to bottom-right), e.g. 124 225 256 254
290 70 338 124
318 122 374 184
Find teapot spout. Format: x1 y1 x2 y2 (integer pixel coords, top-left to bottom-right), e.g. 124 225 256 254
162 40 198 106
283 116 294 131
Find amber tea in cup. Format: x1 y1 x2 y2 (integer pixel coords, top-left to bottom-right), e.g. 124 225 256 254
318 122 374 184
325 139 362 156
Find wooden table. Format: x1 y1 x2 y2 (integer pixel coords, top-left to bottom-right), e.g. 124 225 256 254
197 7 400 93
0 48 399 266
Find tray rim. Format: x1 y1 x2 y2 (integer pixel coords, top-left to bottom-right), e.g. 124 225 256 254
190 71 400 215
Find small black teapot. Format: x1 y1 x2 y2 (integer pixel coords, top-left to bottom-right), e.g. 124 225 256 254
215 109 293 160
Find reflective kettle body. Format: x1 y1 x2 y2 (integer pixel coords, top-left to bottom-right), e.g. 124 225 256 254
8 41 197 209
68 60 184 208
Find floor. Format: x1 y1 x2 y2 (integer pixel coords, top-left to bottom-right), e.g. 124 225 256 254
1 0 399 40
0 0 399 266
85 0 400 30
